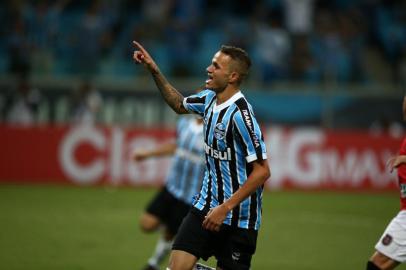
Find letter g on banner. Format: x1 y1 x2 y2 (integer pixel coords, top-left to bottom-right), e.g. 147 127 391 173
59 125 106 184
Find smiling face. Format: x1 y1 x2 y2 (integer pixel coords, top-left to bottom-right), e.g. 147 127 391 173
205 46 251 94
205 51 236 93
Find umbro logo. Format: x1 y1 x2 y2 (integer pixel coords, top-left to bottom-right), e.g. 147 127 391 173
232 252 241 261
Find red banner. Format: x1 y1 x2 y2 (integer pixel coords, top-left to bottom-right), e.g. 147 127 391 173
267 127 401 190
0 124 402 190
0 124 174 186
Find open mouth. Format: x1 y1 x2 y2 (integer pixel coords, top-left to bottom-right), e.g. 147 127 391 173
206 74 213 84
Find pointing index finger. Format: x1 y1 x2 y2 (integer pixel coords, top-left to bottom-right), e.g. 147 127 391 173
133 41 146 53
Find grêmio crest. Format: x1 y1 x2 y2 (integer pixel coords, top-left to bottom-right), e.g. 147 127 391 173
214 123 226 140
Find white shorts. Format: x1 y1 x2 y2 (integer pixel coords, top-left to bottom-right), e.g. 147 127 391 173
375 210 406 262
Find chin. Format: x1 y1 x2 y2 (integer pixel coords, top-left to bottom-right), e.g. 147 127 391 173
211 87 224 94
205 84 214 91
205 83 223 93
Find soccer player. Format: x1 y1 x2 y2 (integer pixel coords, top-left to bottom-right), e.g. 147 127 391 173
132 41 271 270
367 96 406 270
133 115 205 270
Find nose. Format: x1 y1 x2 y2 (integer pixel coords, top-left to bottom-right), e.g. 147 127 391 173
206 65 213 73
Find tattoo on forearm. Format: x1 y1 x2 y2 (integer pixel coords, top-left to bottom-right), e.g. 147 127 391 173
151 71 186 114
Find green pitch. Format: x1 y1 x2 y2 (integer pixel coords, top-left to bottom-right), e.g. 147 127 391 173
0 184 404 270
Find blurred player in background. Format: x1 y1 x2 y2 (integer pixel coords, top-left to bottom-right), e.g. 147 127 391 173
70 80 103 124
132 41 270 270
367 96 406 270
133 115 204 270
5 77 41 125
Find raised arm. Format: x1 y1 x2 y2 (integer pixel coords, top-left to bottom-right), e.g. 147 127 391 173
132 41 188 114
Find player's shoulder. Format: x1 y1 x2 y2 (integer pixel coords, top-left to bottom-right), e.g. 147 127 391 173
232 93 254 116
197 89 215 98
186 89 215 105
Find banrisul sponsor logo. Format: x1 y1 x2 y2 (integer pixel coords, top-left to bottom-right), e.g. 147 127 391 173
242 109 260 148
204 143 232 161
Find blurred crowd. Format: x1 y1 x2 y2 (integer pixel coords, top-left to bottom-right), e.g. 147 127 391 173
2 77 102 126
0 0 405 85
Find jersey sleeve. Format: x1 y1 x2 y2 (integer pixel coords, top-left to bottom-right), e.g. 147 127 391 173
183 90 213 117
233 105 267 163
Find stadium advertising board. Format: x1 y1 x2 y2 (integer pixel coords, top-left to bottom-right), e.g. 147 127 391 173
0 125 401 190
268 127 400 190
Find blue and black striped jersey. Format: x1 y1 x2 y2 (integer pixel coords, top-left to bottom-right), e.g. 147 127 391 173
183 90 268 230
166 116 205 205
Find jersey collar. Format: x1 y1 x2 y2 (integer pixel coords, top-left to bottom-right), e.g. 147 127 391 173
213 91 244 112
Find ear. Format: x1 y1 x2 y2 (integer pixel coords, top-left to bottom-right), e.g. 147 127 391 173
228 71 240 84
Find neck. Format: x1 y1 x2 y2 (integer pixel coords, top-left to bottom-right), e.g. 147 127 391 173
216 86 239 105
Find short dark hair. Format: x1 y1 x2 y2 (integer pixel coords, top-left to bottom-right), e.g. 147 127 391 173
220 45 251 84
